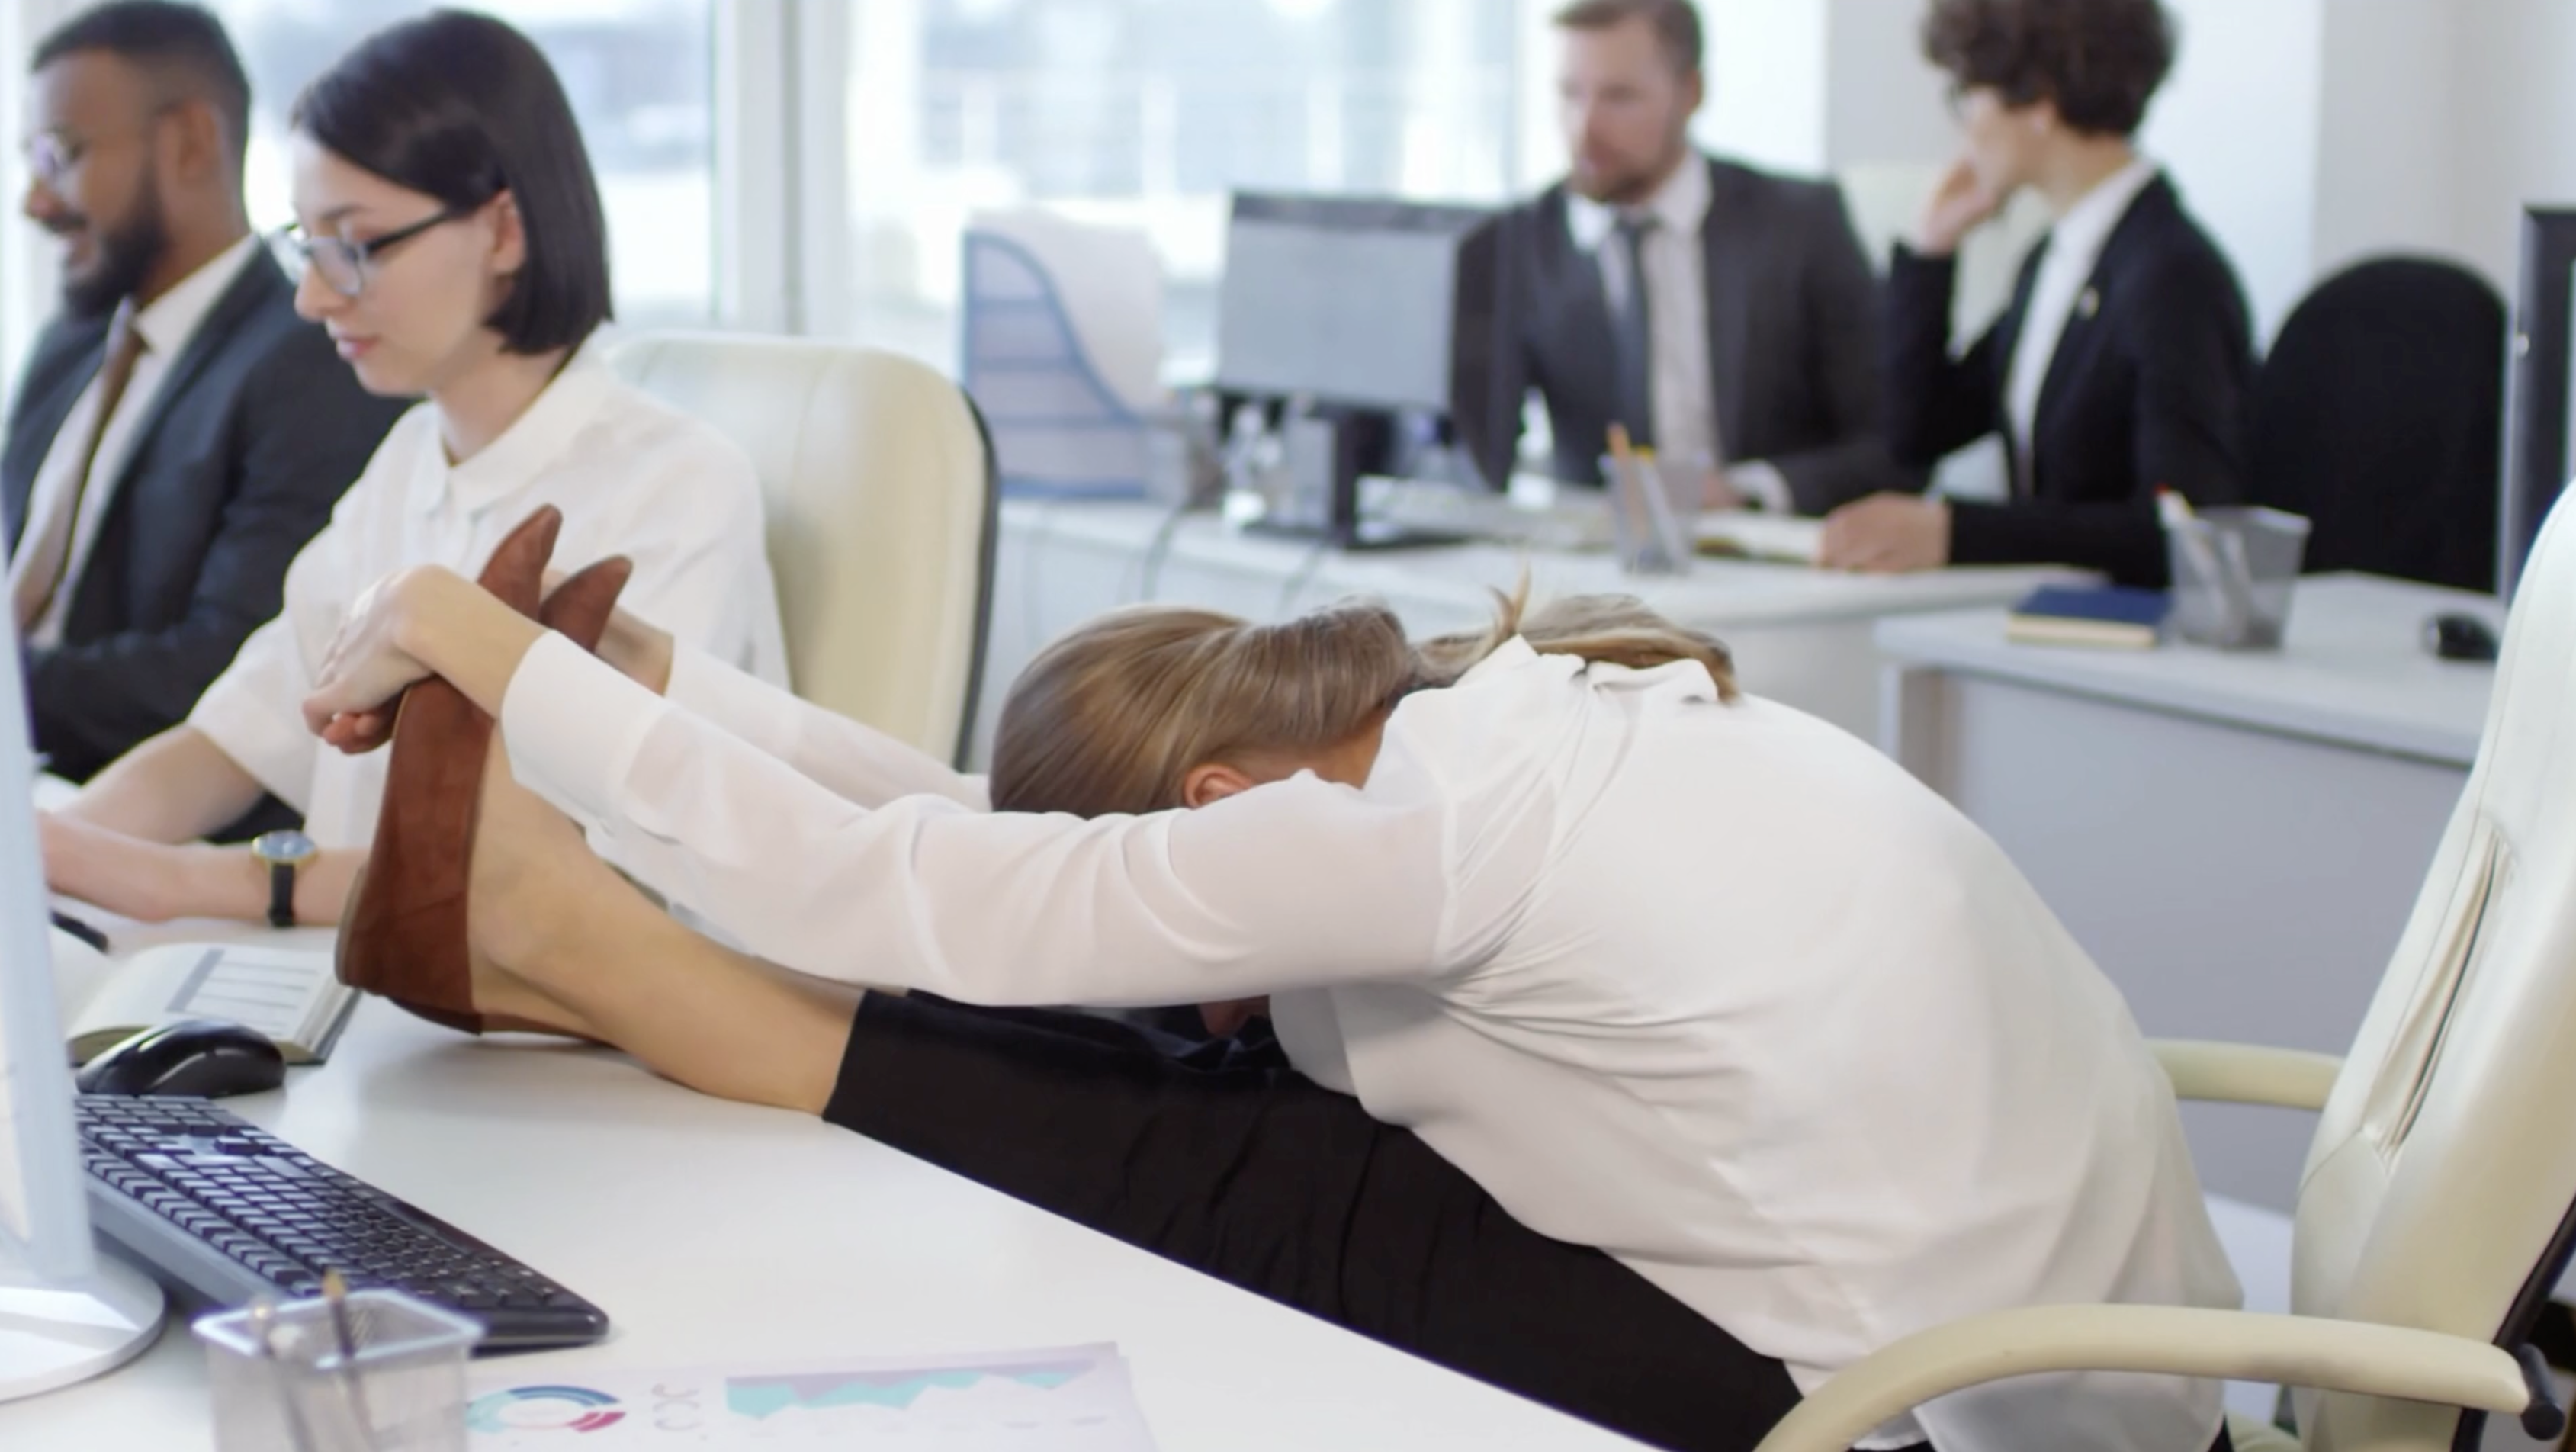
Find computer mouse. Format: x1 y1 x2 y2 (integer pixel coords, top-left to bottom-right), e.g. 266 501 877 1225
2425 612 2501 663
75 1019 287 1099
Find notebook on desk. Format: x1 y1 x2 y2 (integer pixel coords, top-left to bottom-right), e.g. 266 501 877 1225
2006 584 2170 650
1698 513 1824 564
51 928 355 1064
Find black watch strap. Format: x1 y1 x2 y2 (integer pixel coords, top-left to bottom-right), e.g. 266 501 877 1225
267 859 296 930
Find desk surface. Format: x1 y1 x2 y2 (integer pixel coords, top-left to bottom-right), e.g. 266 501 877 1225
6 927 1643 1451
1875 573 2504 765
1010 500 2080 628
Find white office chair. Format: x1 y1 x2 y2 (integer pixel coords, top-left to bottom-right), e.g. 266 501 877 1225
607 333 999 766
1757 496 2576 1452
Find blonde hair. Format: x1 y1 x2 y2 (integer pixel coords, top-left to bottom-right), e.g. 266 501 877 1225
989 584 1736 818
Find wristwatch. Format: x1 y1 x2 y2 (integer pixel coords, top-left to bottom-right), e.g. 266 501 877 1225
249 830 318 930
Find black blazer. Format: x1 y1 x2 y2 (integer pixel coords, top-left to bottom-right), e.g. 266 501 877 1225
1882 175 2256 586
2 252 410 780
1500 156 1900 512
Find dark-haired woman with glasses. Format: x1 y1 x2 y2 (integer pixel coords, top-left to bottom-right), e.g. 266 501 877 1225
40 10 786 928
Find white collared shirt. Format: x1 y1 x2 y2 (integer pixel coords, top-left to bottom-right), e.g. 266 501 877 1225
1565 160 1792 512
2005 158 2160 493
188 339 788 848
499 628 2239 1452
8 235 262 646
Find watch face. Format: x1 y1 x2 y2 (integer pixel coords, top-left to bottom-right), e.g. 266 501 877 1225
253 830 319 866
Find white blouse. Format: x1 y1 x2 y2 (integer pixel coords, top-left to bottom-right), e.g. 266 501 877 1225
189 342 787 847
501 630 2239 1452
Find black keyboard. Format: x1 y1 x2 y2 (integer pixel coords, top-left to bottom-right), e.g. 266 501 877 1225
77 1094 609 1351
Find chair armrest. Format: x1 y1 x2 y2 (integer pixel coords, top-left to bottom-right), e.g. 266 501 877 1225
2150 1039 2343 1110
1752 1306 2545 1452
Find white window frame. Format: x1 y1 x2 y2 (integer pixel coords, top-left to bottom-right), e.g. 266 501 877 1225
712 0 849 339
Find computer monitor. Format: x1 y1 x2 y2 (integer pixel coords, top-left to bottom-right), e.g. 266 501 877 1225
1213 192 1514 544
0 606 163 1401
2501 207 2576 599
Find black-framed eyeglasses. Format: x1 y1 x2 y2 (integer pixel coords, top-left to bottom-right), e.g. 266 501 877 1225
271 207 465 300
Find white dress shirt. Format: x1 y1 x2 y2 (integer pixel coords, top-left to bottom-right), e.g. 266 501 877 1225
2005 158 2160 495
1566 160 1792 512
500 628 2239 1452
8 236 262 646
188 340 787 848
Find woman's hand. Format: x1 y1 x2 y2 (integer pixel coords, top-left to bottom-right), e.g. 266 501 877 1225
1820 493 1954 574
1915 156 2007 257
303 565 453 753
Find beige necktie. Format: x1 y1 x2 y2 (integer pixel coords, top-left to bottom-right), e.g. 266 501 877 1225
13 304 146 634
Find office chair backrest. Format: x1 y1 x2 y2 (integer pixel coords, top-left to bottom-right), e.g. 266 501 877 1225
2291 487 2576 1450
2250 258 2506 593
609 333 999 766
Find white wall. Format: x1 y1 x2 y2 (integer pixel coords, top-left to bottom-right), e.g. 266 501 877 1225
2311 0 2466 280
2138 0 2326 342
2448 0 2576 291
1691 0 1830 175
1819 0 1950 172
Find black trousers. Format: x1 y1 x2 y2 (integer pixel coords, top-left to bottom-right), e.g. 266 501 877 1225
821 993 1805 1452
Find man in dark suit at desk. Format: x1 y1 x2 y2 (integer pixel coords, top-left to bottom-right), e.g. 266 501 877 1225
5 2 404 785
1498 0 1894 516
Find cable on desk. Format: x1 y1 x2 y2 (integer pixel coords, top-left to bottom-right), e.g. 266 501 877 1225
1277 536 1335 619
1137 500 1196 602
1020 501 1054 651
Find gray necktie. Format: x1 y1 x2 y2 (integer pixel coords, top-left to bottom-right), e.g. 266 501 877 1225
1608 211 1658 451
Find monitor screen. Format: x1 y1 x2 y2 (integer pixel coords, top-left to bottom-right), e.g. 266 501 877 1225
1214 194 1496 416
0 605 93 1284
2501 208 2576 598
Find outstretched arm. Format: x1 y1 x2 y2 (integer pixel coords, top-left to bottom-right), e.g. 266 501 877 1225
305 568 1457 1007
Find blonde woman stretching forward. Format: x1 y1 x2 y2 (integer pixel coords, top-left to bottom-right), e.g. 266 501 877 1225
303 557 2240 1452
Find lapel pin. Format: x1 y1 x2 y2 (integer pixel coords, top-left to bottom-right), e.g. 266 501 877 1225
2076 287 2101 320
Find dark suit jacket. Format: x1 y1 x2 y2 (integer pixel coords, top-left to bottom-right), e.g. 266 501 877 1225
1882 175 2256 586
1499 156 1899 513
2 251 410 781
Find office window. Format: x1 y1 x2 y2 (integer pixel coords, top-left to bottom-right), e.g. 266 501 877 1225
845 0 1519 376
207 0 716 326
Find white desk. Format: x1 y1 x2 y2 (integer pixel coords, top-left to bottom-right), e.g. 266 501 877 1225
1877 574 2504 1213
975 500 2077 765
5 927 1644 1450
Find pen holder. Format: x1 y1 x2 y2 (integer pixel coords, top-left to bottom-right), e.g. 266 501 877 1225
2164 506 2311 650
1599 450 1705 575
195 1290 484 1452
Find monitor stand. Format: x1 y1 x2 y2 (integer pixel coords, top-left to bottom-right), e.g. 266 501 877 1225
0 1246 166 1402
1244 409 1473 551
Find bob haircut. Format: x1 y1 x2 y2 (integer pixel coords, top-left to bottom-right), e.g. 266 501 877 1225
292 9 611 353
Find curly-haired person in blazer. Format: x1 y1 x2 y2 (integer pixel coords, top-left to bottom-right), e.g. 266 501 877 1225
1823 0 2256 587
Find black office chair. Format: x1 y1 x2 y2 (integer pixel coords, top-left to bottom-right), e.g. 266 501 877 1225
2250 257 2507 593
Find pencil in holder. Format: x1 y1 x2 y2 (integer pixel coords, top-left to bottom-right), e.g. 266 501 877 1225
194 1288 483 1452
2164 506 2310 650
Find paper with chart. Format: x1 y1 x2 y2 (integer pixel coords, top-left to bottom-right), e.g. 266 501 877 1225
466 1343 1157 1450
